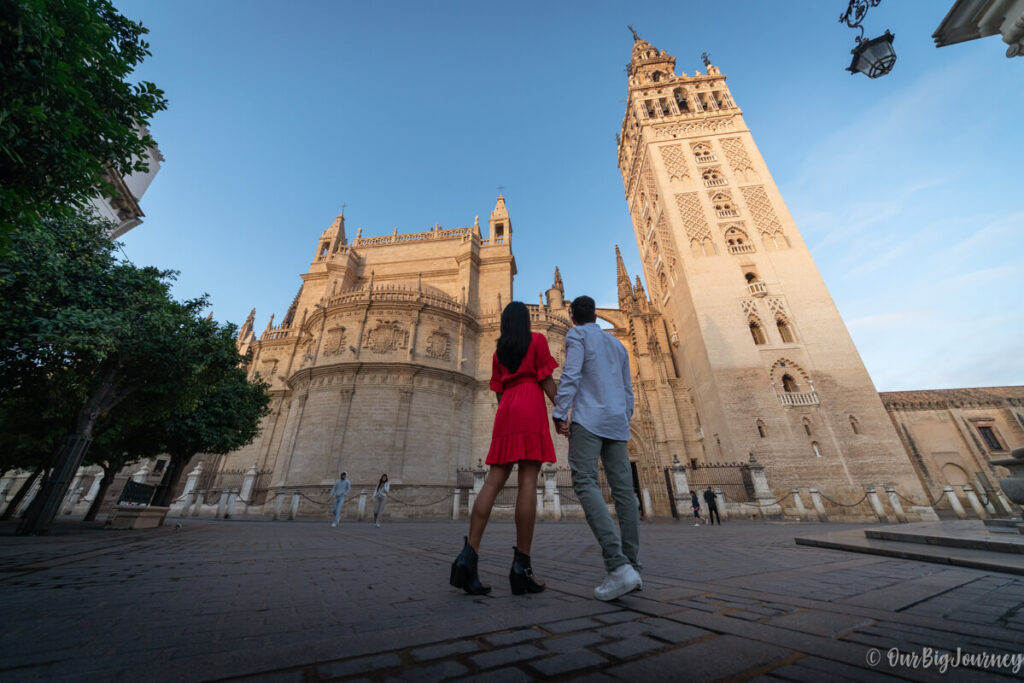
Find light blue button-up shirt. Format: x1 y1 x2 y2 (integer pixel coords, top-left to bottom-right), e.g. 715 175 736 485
553 322 634 441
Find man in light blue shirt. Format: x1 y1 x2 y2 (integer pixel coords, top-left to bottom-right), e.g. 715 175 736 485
553 295 641 601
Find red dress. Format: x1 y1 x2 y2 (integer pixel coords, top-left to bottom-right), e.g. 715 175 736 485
485 332 558 465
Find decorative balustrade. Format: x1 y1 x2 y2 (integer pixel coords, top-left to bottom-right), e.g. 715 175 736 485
326 283 466 313
263 326 298 340
729 243 756 255
776 391 820 407
354 227 474 248
747 280 768 297
716 209 739 218
704 178 727 187
695 154 717 163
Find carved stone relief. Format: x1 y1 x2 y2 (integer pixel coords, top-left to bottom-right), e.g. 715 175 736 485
364 320 409 353
425 329 451 360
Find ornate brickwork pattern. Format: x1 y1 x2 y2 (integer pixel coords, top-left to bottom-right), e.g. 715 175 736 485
739 186 785 237
674 192 712 243
721 137 753 172
425 330 451 360
766 297 789 319
655 211 676 268
653 117 735 139
740 299 758 316
659 144 689 180
364 320 409 353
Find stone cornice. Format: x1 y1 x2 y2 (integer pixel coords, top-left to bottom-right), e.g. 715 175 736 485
881 386 1024 411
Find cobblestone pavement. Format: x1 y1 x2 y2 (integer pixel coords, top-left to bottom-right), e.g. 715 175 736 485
2 517 1023 682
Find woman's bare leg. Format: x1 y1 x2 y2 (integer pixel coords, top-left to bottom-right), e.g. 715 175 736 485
514 461 541 554
468 464 511 551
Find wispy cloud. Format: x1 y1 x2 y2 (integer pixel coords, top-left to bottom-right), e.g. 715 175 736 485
847 310 928 331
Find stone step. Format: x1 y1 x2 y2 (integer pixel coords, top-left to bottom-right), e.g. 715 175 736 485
864 527 1024 554
794 528 1024 576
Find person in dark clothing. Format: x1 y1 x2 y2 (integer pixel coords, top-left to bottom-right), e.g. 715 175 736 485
703 486 721 525
689 490 701 526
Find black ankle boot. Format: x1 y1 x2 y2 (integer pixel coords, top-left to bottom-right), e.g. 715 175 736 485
509 546 545 595
450 537 491 595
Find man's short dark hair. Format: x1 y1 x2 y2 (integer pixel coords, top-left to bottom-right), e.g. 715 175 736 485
570 295 596 324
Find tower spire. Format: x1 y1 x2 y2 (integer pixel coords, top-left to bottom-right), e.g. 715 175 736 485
616 245 634 309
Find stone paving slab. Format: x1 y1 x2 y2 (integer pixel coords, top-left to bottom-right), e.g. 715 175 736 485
1 518 1024 681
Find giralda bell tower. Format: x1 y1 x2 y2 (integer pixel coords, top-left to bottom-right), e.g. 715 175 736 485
616 30 930 503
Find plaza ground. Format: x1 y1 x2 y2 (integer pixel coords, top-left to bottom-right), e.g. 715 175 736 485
1 517 1023 681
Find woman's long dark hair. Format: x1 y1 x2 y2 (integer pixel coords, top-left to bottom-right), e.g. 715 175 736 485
496 301 531 372
376 473 388 493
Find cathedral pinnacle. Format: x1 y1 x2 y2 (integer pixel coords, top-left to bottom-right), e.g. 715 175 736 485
615 245 634 308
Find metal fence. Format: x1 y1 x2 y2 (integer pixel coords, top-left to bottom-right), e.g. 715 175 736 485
679 461 755 502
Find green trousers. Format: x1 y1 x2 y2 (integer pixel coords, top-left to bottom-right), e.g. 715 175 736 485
568 423 640 573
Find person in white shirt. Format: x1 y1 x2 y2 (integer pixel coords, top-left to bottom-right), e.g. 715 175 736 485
553 295 642 601
371 473 390 527
328 472 350 527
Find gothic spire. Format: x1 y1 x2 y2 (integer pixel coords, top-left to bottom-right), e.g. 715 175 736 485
616 245 634 308
553 266 563 292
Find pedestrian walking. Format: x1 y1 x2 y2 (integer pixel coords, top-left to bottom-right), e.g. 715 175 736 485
329 472 350 527
450 301 558 596
372 474 389 527
690 490 702 526
703 485 721 525
553 295 642 601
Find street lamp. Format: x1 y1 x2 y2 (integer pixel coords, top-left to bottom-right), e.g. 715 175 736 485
839 0 896 78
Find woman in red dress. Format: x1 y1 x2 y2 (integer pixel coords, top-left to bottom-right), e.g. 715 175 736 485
450 301 558 596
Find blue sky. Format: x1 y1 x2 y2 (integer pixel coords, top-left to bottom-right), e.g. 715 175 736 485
115 1 1023 392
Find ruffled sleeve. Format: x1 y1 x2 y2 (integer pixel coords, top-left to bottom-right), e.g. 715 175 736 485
532 333 559 381
489 352 504 393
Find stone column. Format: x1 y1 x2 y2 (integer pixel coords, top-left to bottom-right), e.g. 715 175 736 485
809 488 828 522
357 489 368 521
179 490 194 518
884 485 908 523
536 488 544 518
273 489 286 520
216 490 229 518
468 459 486 514
670 456 690 517
16 475 44 518
944 485 967 519
239 466 257 508
714 489 727 521
866 486 888 522
192 490 205 517
289 490 301 520
225 489 238 518
962 484 988 519
61 471 84 514
747 455 781 518
451 489 461 520
132 462 149 484
83 470 104 504
543 464 557 519
792 489 808 521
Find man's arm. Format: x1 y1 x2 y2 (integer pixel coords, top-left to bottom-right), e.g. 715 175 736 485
552 329 584 422
621 345 634 421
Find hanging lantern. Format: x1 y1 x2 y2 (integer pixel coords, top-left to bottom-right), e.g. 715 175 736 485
847 30 897 78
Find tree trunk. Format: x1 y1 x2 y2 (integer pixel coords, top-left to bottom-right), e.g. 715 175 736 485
83 463 115 522
17 361 129 535
151 453 191 507
0 465 43 520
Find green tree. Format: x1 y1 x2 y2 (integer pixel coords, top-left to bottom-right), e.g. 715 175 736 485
0 0 166 244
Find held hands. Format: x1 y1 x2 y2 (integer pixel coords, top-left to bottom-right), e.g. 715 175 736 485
553 417 570 438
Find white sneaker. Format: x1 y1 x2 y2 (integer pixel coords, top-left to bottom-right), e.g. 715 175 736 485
594 564 642 601
331 522 337 527
694 522 700 526
375 522 381 528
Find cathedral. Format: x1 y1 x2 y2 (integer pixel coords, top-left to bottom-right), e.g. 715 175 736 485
196 35 1022 522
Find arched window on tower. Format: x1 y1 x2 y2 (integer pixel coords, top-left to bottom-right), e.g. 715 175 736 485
756 419 766 438
693 143 716 163
652 71 661 82
782 374 798 393
725 226 754 255
749 317 767 345
802 417 812 436
712 194 738 218
702 168 726 187
849 415 861 435
658 271 668 296
674 89 690 113
776 316 796 343
811 441 822 458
